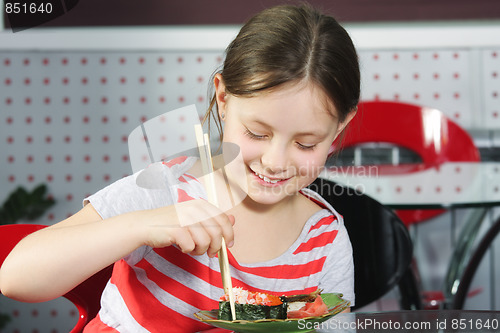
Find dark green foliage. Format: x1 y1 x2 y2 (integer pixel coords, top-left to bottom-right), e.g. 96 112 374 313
218 301 287 321
0 184 55 225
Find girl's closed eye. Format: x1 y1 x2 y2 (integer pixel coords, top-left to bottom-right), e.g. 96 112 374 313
244 128 267 140
296 142 317 150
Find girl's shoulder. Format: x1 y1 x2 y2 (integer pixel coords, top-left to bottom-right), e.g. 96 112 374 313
300 187 343 223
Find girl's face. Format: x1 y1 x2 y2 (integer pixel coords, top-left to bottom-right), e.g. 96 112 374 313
214 74 354 206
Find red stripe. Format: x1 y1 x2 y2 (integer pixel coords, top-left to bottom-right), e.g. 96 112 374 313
110 259 212 332
162 156 188 167
309 215 336 232
227 250 327 279
83 314 120 332
136 259 218 311
153 246 324 295
154 246 224 288
177 188 195 202
293 230 338 255
184 173 197 181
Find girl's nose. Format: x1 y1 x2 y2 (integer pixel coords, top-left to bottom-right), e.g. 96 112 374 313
261 141 288 174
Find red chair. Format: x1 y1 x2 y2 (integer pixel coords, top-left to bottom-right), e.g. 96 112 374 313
335 100 480 226
0 224 113 333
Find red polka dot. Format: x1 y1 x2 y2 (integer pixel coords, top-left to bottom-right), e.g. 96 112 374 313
139 57 145 64
64 116 71 123
158 57 164 64
100 57 107 64
44 77 52 85
81 57 88 65
84 155 91 162
23 58 30 65
83 116 90 123
42 58 49 65
119 57 126 64
46 155 53 162
64 136 71 143
61 57 68 65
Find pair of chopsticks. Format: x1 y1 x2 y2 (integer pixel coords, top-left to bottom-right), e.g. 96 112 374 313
194 124 236 321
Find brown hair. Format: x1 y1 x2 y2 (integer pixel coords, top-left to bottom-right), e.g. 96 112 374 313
204 4 360 143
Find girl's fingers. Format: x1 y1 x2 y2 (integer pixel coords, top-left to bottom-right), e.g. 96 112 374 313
172 228 196 254
188 222 213 255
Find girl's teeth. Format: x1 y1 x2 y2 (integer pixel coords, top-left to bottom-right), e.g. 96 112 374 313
255 172 280 184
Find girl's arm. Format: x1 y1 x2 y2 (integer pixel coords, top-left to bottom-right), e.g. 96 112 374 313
0 200 234 303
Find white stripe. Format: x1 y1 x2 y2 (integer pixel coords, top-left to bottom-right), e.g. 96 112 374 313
98 282 149 333
133 261 208 319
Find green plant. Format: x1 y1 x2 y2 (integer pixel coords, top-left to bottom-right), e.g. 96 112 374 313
0 184 55 225
0 183 56 329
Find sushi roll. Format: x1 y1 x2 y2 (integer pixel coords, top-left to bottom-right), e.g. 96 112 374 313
217 288 329 320
218 287 287 320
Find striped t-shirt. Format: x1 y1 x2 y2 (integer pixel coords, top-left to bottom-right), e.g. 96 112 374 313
83 156 354 332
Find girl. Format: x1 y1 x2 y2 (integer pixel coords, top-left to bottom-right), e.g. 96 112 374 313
0 4 360 332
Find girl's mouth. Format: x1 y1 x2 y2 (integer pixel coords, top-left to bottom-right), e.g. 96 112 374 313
252 171 290 185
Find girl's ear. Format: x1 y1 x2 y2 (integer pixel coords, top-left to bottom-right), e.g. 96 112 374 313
334 108 357 138
214 73 228 118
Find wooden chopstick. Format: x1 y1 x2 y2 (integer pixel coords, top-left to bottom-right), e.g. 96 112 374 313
194 125 236 321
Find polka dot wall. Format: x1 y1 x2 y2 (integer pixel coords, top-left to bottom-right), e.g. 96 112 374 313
0 45 498 330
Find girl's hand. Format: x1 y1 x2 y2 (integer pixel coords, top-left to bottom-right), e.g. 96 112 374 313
142 199 235 258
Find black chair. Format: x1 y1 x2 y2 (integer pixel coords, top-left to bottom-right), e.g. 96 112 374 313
309 178 423 310
447 215 500 309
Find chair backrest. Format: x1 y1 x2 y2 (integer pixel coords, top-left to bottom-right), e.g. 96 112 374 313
335 101 480 226
310 178 422 310
0 224 113 333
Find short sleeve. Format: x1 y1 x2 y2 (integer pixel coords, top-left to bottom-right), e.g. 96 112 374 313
84 172 175 220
